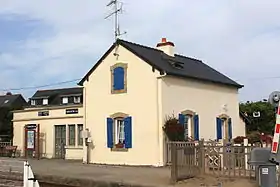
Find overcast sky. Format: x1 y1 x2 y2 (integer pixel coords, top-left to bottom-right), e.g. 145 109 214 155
0 1 279 102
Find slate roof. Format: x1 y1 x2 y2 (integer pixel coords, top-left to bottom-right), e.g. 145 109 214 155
32 87 83 99
0 94 27 108
30 87 83 106
78 39 243 88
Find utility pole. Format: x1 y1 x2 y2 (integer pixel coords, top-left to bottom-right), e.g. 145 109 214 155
105 0 127 58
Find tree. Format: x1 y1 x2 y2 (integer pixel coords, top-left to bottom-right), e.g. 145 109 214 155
239 101 276 134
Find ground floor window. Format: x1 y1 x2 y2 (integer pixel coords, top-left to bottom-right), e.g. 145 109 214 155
77 124 83 146
107 113 132 149
68 124 76 146
216 115 232 141
179 110 200 141
114 118 125 144
65 124 84 147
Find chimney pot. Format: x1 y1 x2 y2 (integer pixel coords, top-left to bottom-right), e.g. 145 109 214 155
156 38 175 56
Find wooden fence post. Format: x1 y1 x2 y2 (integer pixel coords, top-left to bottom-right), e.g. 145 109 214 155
199 139 205 174
170 143 178 184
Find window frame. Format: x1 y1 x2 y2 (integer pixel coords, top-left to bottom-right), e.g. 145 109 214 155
181 110 196 141
114 117 125 145
74 96 81 104
42 98 48 105
217 114 231 140
31 99 36 106
68 124 76 146
110 63 128 94
62 97 68 104
109 112 130 151
77 124 83 146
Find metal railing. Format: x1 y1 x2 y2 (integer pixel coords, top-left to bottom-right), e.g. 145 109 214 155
0 141 12 147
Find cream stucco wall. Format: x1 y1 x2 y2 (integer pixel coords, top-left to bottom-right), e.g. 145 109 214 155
13 105 84 159
239 116 246 135
84 45 163 166
83 44 244 166
161 76 245 142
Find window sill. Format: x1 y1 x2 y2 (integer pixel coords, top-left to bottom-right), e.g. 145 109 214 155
111 147 128 152
65 146 83 150
111 88 127 94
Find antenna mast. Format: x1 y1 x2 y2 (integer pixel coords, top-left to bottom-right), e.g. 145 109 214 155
105 0 126 42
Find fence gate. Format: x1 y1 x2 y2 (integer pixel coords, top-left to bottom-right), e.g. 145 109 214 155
54 125 66 159
170 142 200 183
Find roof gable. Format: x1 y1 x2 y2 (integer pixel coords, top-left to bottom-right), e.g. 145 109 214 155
78 39 243 88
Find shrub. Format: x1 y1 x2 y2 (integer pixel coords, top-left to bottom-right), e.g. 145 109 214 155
247 131 261 144
233 136 246 144
162 114 184 141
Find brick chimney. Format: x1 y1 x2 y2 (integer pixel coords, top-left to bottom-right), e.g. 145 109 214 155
156 38 175 56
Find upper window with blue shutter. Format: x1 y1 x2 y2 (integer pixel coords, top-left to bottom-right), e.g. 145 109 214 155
106 112 132 151
110 63 128 94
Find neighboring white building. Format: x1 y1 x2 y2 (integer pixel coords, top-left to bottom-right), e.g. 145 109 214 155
13 87 84 160
76 38 245 166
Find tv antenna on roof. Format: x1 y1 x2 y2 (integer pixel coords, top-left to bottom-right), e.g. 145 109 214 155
105 0 127 42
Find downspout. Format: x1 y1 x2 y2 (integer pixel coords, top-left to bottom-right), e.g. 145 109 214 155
83 86 88 164
156 72 166 166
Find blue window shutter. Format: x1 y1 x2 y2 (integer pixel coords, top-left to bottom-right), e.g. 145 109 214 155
113 67 124 90
194 115 199 141
216 117 222 140
179 114 185 126
228 118 232 140
107 118 114 148
124 116 132 148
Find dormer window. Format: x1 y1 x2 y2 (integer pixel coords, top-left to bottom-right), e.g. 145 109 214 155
74 96 81 104
31 100 36 106
62 97 68 104
42 98 48 105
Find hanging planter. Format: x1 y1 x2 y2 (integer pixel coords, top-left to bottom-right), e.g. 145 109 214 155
162 114 184 141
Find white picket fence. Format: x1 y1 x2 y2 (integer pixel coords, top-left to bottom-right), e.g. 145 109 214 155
24 161 40 187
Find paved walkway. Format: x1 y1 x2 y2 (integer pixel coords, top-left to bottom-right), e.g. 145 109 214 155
27 159 171 187
0 158 257 187
0 158 23 187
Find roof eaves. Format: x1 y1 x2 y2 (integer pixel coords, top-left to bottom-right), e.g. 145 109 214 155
60 93 82 97
78 43 117 86
31 96 50 99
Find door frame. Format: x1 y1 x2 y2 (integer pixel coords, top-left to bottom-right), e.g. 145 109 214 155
54 125 66 159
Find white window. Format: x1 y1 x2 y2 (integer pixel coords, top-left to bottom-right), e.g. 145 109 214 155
222 119 226 139
42 98 48 105
114 118 125 144
184 115 193 140
62 97 68 104
74 96 80 104
31 100 36 105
